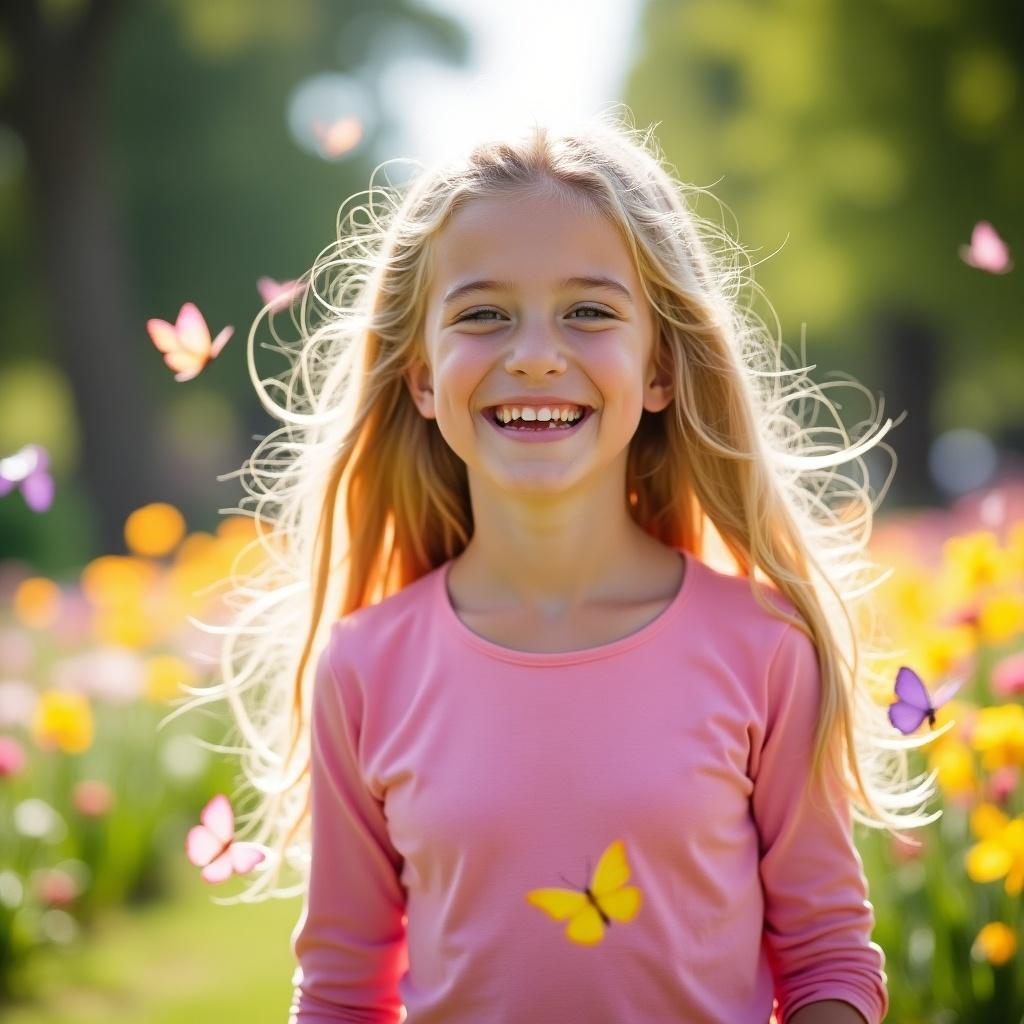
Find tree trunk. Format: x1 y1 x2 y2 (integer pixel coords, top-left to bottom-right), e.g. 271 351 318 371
7 0 166 556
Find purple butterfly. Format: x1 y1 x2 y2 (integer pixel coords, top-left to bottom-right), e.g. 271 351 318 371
0 444 54 512
888 666 966 734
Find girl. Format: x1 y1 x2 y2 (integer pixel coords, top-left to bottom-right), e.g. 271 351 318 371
180 108 937 1023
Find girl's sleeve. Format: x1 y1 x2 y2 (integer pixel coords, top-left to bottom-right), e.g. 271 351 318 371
288 627 408 1023
750 624 890 1024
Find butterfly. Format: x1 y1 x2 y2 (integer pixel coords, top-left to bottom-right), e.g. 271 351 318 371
959 221 1013 274
185 793 266 884
257 275 304 314
146 302 234 382
0 443 54 512
888 665 967 734
311 115 363 158
525 838 642 945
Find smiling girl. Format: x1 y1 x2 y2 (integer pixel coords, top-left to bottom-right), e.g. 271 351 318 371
179 108 934 1023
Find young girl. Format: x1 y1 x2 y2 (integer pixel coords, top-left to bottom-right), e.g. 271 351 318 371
182 108 937 1023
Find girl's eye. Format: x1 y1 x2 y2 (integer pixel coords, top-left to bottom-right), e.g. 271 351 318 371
455 305 613 323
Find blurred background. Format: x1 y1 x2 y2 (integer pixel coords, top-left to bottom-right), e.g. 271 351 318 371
0 0 1021 1021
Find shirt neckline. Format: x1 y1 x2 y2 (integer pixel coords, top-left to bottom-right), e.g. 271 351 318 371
435 548 698 666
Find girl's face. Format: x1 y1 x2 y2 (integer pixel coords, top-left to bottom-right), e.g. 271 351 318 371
406 188 673 497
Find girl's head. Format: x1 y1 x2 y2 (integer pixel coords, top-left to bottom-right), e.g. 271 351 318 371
404 181 674 507
171 106 936 902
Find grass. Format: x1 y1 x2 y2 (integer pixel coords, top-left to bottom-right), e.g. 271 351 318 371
4 858 302 1023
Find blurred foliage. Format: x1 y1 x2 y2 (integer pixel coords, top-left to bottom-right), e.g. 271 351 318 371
625 0 1022 434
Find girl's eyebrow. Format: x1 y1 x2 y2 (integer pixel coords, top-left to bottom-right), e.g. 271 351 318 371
441 275 634 307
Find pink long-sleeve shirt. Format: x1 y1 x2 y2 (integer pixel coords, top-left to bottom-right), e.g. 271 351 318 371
288 548 889 1024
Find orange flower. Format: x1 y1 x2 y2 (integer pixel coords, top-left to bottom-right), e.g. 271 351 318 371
124 502 186 558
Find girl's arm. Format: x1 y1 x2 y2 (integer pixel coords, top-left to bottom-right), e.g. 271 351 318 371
751 626 889 1024
288 627 408 1023
789 1000 869 1023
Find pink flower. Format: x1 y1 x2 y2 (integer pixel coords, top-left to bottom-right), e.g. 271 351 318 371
890 832 926 862
992 652 1024 699
72 779 114 817
0 735 26 778
0 680 37 729
985 765 1019 805
34 868 78 907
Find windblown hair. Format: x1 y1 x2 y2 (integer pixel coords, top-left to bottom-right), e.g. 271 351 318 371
166 104 940 905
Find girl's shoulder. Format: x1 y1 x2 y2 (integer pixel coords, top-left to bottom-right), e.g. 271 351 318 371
690 554 801 625
326 562 446 658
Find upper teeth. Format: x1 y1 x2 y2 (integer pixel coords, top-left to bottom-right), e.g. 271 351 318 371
493 405 585 423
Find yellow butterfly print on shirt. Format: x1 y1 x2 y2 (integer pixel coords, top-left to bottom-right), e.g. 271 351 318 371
525 838 643 945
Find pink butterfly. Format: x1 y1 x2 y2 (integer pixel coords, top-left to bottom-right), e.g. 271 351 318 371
257 275 304 313
959 221 1013 274
0 443 54 512
185 794 266 884
146 302 234 382
311 115 363 158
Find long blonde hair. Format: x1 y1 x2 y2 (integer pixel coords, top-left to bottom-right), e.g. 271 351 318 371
167 105 940 904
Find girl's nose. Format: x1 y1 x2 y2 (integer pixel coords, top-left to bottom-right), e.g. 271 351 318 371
502 327 568 375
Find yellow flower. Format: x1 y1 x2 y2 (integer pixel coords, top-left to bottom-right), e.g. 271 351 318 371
972 921 1017 966
928 739 977 799
882 566 940 630
13 577 62 629
144 655 198 703
970 802 1009 840
1005 522 1024 584
124 502 186 558
941 532 1016 620
969 704 1024 771
965 814 1024 895
91 602 160 649
978 590 1024 645
924 626 977 678
30 690 94 754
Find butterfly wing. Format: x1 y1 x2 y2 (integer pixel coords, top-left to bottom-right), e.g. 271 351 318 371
209 326 234 360
168 352 208 383
564 903 606 945
21 469 54 512
525 887 588 921
595 885 643 924
146 315 208 381
199 794 234 844
146 318 180 355
200 847 235 884
174 303 213 356
893 666 932 710
888 666 931 733
589 839 631 899
930 673 967 710
185 823 222 868
229 842 266 875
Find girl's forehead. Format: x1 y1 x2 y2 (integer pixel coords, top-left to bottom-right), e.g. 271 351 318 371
429 193 637 298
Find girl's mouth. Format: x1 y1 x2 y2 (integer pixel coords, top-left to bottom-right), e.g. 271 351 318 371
482 406 595 442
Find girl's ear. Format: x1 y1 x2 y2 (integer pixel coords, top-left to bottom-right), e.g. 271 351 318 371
643 337 674 414
404 356 437 420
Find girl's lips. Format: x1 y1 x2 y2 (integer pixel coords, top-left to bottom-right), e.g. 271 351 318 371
482 406 595 442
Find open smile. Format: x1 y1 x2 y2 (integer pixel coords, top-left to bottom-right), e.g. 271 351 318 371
481 406 596 443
